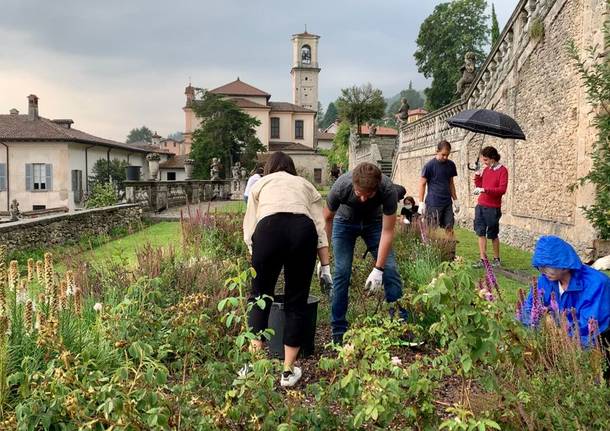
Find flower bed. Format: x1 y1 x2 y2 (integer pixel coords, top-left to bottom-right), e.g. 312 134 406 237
0 212 608 429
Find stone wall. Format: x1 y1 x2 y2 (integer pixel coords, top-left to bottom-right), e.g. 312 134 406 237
393 0 608 256
0 204 143 254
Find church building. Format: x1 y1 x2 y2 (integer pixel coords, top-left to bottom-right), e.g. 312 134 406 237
183 31 328 185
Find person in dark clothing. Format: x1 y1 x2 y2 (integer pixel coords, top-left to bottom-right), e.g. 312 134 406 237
418 140 460 237
400 196 419 225
323 163 407 345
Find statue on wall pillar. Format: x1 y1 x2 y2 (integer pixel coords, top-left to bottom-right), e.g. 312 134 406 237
396 98 410 124
9 199 20 221
210 158 221 180
231 161 241 179
368 123 377 138
456 52 477 97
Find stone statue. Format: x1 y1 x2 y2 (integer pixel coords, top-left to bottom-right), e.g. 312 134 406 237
240 167 247 179
368 124 377 138
210 158 221 180
231 161 241 179
396 98 410 123
9 199 20 221
456 52 477 96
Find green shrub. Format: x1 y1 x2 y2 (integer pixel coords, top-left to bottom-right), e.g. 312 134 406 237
85 183 118 209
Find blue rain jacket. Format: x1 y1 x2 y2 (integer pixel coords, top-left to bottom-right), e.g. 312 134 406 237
522 235 610 347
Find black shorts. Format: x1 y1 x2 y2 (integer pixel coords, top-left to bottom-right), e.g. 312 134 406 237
474 205 502 239
426 204 454 229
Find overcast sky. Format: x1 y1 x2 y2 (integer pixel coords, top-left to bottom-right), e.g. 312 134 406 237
0 0 517 141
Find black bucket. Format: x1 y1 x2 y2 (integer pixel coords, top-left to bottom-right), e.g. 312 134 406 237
268 294 319 359
125 165 141 181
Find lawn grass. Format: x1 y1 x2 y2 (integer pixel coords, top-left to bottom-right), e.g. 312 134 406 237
80 221 181 267
455 227 534 271
214 201 246 213
455 227 533 304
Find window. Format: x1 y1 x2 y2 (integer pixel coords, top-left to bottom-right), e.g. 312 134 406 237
270 117 280 139
167 172 176 181
295 120 304 139
314 168 322 184
301 45 311 64
26 163 52 192
71 170 83 203
0 163 6 191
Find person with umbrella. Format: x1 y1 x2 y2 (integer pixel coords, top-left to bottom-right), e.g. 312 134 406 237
472 146 509 268
417 140 460 238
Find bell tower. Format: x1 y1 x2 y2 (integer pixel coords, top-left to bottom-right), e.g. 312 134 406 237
290 30 320 110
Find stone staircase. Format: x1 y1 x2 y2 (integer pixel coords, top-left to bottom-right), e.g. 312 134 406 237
376 139 396 177
378 160 393 177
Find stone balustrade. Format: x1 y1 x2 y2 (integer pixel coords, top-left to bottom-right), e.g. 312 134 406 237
124 180 233 212
467 0 555 110
397 101 465 152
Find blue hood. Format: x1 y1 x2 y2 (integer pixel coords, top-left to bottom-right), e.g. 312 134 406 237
531 236 582 270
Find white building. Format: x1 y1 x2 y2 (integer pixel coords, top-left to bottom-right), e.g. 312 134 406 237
0 95 169 214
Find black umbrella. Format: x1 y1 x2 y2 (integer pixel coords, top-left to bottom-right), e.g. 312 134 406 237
447 108 525 170
447 109 526 140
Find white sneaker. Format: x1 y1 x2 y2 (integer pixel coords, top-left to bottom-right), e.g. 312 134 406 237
237 363 252 379
280 366 302 387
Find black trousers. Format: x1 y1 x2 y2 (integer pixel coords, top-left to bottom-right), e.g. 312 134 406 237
248 213 317 347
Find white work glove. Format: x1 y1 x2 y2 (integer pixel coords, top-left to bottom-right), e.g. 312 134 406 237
473 187 485 196
316 262 333 293
365 267 384 294
453 200 461 214
402 217 411 225
418 202 426 215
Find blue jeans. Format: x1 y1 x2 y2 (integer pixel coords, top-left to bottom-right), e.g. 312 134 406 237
331 217 406 338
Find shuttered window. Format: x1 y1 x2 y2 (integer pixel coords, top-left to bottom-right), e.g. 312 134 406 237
71 170 83 202
295 120 304 139
0 164 6 191
26 163 52 191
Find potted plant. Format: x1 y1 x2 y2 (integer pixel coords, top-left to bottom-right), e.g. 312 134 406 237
146 153 161 180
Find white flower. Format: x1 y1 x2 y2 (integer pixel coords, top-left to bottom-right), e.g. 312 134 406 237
391 356 402 366
93 302 103 312
342 343 355 356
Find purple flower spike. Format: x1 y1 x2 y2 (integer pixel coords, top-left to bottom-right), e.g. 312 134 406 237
549 292 559 315
529 281 546 327
515 288 525 321
482 257 498 288
588 317 599 338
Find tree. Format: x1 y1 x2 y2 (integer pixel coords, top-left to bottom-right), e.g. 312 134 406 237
336 83 386 132
89 158 129 190
316 101 325 128
415 0 489 111
126 126 153 143
190 91 264 179
491 4 500 47
320 102 339 130
321 121 350 171
168 131 184 141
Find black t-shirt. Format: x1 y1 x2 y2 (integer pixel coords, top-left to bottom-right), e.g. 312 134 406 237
400 205 419 222
421 158 457 207
327 172 397 223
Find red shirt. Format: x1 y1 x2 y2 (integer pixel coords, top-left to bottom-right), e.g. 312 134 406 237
474 164 508 208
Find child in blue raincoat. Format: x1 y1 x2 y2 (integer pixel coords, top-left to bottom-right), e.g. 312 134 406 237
521 236 610 348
